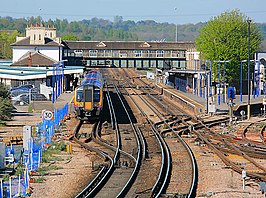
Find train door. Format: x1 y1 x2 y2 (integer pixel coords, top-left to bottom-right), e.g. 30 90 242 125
84 85 93 111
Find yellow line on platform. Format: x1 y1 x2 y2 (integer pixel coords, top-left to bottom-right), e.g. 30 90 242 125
69 95 74 104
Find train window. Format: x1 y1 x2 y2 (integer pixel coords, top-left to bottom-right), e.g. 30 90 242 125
85 89 93 102
76 91 83 102
94 89 100 102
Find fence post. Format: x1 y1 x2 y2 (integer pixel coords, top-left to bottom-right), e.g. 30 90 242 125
0 179 3 198
9 177 11 198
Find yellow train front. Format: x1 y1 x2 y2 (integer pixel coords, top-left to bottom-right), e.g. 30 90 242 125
73 70 103 120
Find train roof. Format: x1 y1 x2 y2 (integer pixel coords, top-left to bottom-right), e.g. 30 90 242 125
80 70 103 88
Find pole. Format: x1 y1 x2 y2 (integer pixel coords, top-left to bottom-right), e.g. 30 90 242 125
223 62 226 103
1 179 3 198
209 60 212 97
9 177 11 198
240 61 243 102
174 8 178 42
247 19 251 120
218 61 221 105
206 73 209 114
18 174 20 196
200 60 202 97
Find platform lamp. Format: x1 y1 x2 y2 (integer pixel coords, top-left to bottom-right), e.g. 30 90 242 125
247 19 251 120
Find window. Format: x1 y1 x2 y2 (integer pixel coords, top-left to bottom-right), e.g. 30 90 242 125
39 34 41 40
94 89 100 102
50 32 53 38
33 34 36 40
156 50 164 58
89 50 97 57
134 50 142 57
76 90 83 102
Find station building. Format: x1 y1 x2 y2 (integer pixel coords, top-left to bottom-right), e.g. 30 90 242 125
0 24 202 99
0 24 83 99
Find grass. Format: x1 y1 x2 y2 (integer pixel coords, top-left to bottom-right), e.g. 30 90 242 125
38 165 63 174
28 104 33 112
15 163 25 177
42 141 67 163
34 176 45 183
0 122 6 126
2 174 9 181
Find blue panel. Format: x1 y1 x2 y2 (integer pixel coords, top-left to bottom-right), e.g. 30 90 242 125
80 70 103 88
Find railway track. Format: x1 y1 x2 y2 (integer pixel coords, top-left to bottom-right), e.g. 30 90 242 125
115 68 197 197
193 120 266 182
73 67 266 197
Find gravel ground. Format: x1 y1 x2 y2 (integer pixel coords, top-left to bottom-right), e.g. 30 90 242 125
30 143 94 198
4 98 266 198
185 137 265 198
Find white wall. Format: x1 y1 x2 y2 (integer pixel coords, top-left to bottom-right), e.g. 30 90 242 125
40 83 52 99
13 46 61 63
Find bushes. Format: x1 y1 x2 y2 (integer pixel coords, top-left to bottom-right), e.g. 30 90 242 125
0 84 13 123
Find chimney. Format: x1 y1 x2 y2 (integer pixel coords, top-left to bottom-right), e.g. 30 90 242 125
28 52 32 67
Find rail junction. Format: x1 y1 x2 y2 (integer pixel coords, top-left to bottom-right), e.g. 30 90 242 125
67 68 266 197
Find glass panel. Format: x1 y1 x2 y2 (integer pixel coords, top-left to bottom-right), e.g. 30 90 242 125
76 90 83 102
94 89 100 102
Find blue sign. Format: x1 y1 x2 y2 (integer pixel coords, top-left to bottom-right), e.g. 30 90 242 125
228 87 235 99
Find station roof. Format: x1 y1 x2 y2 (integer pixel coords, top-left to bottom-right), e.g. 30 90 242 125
62 41 195 50
168 69 208 75
0 64 84 80
11 51 57 67
11 37 62 47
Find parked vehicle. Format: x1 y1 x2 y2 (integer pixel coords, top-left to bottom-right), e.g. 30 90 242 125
10 88 38 97
12 93 48 105
10 84 34 92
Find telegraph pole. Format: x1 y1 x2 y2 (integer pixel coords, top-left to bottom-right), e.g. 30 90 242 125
247 19 251 120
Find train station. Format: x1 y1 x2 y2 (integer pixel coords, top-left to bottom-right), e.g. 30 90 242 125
1 23 266 197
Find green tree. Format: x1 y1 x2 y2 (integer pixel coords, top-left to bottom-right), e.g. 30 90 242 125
0 84 13 122
195 10 262 83
61 33 79 41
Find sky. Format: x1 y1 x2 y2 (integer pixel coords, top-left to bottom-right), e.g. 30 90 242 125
0 0 265 24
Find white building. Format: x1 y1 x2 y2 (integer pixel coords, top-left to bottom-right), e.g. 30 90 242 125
11 24 63 63
0 24 84 96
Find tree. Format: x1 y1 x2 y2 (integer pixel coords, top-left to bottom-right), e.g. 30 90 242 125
61 33 79 41
195 10 262 83
0 84 13 122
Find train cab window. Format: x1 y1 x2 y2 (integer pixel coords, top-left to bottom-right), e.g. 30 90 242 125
76 90 83 102
94 89 100 102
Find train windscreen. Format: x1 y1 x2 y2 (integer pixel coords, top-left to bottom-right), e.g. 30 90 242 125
94 89 100 102
76 88 83 102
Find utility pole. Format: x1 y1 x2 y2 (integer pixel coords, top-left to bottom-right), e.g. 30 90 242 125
247 19 251 120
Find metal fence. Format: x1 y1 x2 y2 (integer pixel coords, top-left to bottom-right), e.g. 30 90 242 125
0 103 69 198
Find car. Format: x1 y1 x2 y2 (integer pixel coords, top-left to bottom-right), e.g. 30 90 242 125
12 93 48 105
10 88 38 97
10 84 34 92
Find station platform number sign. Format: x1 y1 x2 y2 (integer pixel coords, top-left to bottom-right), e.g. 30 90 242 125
42 110 54 120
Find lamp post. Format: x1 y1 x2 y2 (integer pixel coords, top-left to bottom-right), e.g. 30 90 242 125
247 19 251 120
174 7 178 42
